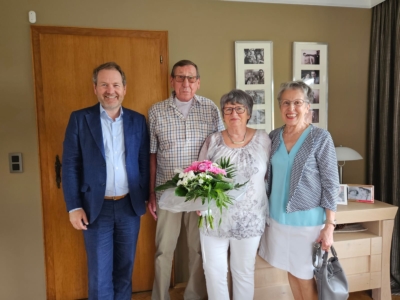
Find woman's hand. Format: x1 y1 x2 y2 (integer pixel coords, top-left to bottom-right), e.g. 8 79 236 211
316 224 335 251
196 210 202 216
317 209 336 251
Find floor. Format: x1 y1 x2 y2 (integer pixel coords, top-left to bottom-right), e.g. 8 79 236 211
131 288 400 300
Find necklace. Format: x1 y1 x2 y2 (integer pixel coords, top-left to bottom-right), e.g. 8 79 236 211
226 130 247 144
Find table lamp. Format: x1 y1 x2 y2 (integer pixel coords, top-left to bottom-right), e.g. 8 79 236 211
335 145 363 184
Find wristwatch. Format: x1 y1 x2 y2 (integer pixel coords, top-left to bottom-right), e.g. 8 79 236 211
325 219 337 228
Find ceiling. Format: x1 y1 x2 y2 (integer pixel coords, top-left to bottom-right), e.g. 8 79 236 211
220 0 386 9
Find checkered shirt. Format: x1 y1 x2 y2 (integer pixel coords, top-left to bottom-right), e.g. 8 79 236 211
149 93 224 201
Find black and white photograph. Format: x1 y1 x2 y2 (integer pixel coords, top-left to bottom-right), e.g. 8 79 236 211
235 41 273 132
301 50 320 65
301 70 320 84
348 185 374 203
244 69 265 85
306 109 319 124
337 184 348 205
293 42 327 129
248 109 265 125
312 89 320 103
245 90 265 104
244 48 264 64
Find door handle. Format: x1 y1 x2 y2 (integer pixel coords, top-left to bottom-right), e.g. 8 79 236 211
55 155 62 189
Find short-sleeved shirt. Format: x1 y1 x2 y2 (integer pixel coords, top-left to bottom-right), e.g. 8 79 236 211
149 93 224 201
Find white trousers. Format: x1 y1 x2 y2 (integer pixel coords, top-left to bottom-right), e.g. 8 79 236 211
200 233 261 300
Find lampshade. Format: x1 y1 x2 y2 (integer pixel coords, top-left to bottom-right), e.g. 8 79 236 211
335 146 362 184
335 146 362 161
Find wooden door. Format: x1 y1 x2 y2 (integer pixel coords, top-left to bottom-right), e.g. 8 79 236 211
31 26 168 299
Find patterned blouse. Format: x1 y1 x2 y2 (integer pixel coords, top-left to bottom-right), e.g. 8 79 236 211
198 130 271 239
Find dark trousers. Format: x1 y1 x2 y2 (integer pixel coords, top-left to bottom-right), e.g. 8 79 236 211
83 195 140 300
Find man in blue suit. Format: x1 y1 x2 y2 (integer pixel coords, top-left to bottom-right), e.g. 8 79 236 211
62 62 149 300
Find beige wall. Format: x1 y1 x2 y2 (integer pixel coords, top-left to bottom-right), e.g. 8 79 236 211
0 0 370 298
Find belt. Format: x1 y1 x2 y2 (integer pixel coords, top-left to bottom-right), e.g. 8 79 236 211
104 194 128 201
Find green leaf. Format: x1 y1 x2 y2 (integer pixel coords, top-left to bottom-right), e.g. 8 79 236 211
155 181 177 191
155 173 181 191
214 182 232 190
218 156 236 178
208 215 214 230
175 186 188 196
234 180 249 189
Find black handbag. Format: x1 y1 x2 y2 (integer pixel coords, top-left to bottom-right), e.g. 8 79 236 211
313 242 349 300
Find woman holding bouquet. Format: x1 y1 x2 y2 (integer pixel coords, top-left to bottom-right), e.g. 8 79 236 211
258 81 339 300
198 89 271 300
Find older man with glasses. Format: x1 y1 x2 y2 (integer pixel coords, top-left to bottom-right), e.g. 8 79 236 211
148 60 224 300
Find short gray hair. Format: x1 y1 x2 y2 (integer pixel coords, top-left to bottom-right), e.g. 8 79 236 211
277 81 314 105
220 89 253 122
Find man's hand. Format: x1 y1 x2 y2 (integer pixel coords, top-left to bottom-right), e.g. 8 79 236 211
69 209 89 230
147 193 157 221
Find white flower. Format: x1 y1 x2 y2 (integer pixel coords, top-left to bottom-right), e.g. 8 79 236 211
187 171 195 179
177 180 183 186
199 179 204 184
179 172 184 178
206 175 212 179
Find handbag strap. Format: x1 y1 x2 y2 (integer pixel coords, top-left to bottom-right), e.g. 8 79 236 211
313 242 337 268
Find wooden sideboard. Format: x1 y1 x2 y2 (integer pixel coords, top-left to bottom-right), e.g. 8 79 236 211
254 200 398 300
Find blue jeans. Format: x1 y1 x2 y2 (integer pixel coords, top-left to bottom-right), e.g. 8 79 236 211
83 195 140 300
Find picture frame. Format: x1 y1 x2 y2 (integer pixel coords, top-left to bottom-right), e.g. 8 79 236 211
293 42 328 129
235 41 274 133
347 184 374 203
337 184 348 205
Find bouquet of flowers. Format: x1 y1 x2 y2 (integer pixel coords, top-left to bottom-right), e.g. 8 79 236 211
155 158 247 228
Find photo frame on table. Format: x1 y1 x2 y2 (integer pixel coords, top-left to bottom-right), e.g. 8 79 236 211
337 184 348 205
347 184 374 203
293 42 328 129
235 41 274 133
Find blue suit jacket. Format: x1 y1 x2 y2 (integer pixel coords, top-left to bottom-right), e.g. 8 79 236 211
62 104 150 223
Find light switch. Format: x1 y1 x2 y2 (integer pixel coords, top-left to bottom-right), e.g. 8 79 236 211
9 153 23 173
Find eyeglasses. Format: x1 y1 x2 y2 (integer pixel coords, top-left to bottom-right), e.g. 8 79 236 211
172 75 199 83
280 99 308 107
223 106 246 115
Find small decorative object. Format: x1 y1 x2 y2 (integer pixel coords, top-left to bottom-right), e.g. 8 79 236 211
293 42 328 130
235 41 274 133
313 242 349 300
337 184 348 205
347 184 374 203
155 158 247 228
